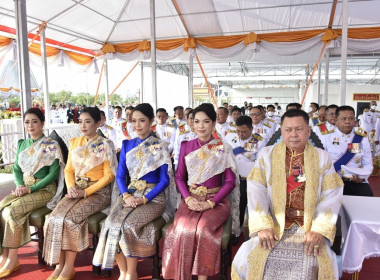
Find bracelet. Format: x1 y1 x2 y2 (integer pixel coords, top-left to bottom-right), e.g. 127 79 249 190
123 193 132 199
83 190 87 198
185 196 193 205
142 196 148 205
206 200 215 209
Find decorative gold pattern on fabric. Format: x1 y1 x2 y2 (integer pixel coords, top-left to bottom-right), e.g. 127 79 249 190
248 166 266 187
255 202 263 213
311 209 336 243
231 264 242 280
317 245 336 279
249 214 274 236
322 173 343 191
247 242 271 280
303 143 319 234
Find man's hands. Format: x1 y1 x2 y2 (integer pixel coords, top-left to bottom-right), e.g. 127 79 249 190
303 231 324 256
351 175 364 183
258 229 279 250
12 185 30 197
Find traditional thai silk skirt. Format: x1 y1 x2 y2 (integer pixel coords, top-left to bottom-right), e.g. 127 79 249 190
93 187 165 270
162 193 230 280
0 181 56 254
262 224 319 280
43 185 111 265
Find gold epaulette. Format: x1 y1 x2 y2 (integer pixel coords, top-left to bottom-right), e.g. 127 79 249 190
105 125 113 130
355 127 367 137
267 118 275 122
151 124 156 128
229 122 236 127
179 130 189 136
263 123 271 128
321 129 334 135
167 123 174 128
317 122 326 126
178 123 186 127
227 129 237 134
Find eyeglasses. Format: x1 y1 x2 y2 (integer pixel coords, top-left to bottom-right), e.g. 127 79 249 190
250 113 261 117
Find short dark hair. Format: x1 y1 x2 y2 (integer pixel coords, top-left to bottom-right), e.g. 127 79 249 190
327 104 338 112
310 102 320 110
125 106 134 111
281 109 309 125
286 103 302 110
114 106 122 111
251 106 261 111
223 102 228 106
24 108 45 123
185 107 192 111
156 108 167 114
236 116 252 128
267 104 275 110
336 105 355 118
193 103 216 122
174 106 184 112
319 105 327 111
81 106 101 123
185 109 193 119
134 103 154 120
100 110 106 118
232 107 241 114
217 107 228 115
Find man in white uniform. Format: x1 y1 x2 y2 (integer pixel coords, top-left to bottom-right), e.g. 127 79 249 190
124 106 137 139
249 106 271 142
215 107 233 140
99 110 117 147
321 105 373 196
314 104 338 142
153 108 176 153
111 106 126 151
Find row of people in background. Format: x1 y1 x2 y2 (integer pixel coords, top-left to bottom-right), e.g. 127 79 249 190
1 99 376 280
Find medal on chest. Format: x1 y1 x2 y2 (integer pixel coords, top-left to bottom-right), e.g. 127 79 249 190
294 166 306 182
348 143 362 153
332 137 340 145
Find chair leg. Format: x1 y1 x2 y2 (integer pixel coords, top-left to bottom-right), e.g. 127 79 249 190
220 247 228 280
152 240 161 280
37 227 46 265
92 234 101 275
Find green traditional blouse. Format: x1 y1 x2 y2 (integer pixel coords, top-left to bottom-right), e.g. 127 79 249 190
12 134 60 192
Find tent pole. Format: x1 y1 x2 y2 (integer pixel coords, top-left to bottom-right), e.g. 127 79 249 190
324 49 329 105
104 58 110 122
140 61 144 103
188 56 193 108
317 63 322 105
340 0 348 106
150 0 157 111
14 0 31 138
40 25 50 130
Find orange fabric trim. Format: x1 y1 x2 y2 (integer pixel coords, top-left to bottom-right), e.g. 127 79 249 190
184 36 196 51
138 40 151 52
321 29 339 42
63 50 94 65
156 38 185 50
243 32 261 46
336 26 380 39
0 87 39 92
102 43 116 54
196 34 245 49
28 42 60 56
0 36 12 47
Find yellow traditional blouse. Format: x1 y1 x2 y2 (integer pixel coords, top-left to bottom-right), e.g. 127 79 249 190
64 135 115 196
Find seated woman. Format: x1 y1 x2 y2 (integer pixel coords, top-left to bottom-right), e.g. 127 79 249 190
93 103 175 280
162 103 238 280
0 108 64 278
43 107 117 280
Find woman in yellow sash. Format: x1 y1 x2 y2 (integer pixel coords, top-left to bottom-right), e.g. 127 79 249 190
0 108 64 278
43 107 117 280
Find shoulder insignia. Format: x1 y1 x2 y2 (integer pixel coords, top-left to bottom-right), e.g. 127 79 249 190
178 123 185 127
179 130 189 136
229 122 236 127
355 127 367 137
227 129 237 134
251 133 263 141
267 118 275 122
322 129 334 135
105 125 113 130
167 123 174 128
263 123 271 128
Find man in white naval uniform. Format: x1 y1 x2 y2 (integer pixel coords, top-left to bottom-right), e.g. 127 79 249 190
169 105 186 129
173 109 197 169
225 115 269 229
249 106 271 143
111 106 126 152
361 100 380 157
99 110 117 147
314 104 338 142
321 105 373 196
230 107 242 126
153 108 176 154
124 105 137 139
215 107 233 140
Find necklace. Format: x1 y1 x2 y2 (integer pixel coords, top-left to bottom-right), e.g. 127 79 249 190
27 137 41 156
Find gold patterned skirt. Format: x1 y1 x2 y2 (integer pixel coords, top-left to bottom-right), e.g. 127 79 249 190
262 224 319 280
0 181 56 254
42 185 111 265
93 187 165 270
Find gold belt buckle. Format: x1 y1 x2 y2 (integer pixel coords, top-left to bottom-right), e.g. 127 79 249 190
193 186 208 196
135 180 147 191
76 177 89 189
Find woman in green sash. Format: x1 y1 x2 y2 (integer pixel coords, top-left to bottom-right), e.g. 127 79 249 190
0 108 64 278
43 107 117 280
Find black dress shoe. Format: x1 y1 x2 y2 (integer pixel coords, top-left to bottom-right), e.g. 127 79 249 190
231 235 240 246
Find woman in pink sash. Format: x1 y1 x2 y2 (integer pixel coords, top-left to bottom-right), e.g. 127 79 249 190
162 103 238 280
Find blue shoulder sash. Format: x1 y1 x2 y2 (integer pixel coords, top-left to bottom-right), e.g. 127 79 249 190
333 133 364 172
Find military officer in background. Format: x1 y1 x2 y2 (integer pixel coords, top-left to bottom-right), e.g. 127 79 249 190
249 106 272 142
225 115 270 229
173 109 197 169
170 106 186 129
124 105 137 140
153 108 176 153
111 106 126 151
314 104 338 141
321 105 373 196
229 107 242 127
215 107 233 140
99 110 117 147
